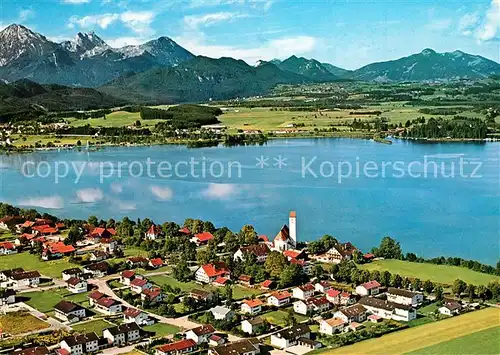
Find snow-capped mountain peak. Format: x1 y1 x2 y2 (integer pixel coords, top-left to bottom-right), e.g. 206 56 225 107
61 31 110 58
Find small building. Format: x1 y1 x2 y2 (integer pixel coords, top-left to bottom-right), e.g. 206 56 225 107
13 346 50 355
292 284 315 300
103 322 142 346
270 324 311 349
210 339 261 355
189 289 213 303
66 277 87 294
0 288 16 305
319 317 346 336
89 250 108 262
186 324 216 344
130 278 152 293
238 275 254 286
60 332 99 355
293 297 331 315
0 241 17 255
283 249 306 261
156 339 197 355
62 268 83 281
83 262 109 278
326 289 341 304
95 297 123 315
126 256 149 269
233 244 270 263
191 232 214 246
42 242 74 260
267 291 291 307
213 276 230 287
439 300 462 316
54 300 86 323
241 299 263 315
261 280 276 290
149 258 164 269
386 287 424 307
195 262 231 284
315 281 332 294
241 317 265 335
141 287 163 304
123 307 153 326
358 296 417 322
120 270 136 285
334 304 368 323
209 335 225 347
8 270 41 289
146 224 164 240
356 280 381 296
210 305 235 321
348 322 364 332
88 290 106 306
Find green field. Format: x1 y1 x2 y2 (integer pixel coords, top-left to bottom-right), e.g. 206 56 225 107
0 252 79 278
11 134 102 148
68 111 163 128
408 326 500 354
23 288 89 313
143 322 180 337
262 309 309 327
359 259 500 286
325 307 500 354
72 319 115 335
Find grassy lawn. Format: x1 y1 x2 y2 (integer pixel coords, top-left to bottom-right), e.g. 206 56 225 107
143 322 180 337
359 259 500 286
326 307 500 354
69 111 164 128
23 288 89 313
0 252 78 279
72 319 115 335
0 311 50 335
11 134 101 148
108 279 123 289
233 286 265 300
262 309 308 327
149 275 203 293
408 326 500 354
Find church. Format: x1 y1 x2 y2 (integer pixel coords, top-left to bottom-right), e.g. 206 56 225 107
272 211 297 251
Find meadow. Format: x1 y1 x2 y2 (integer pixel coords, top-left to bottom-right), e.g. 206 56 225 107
359 259 500 286
143 322 181 337
22 288 90 313
0 252 78 278
325 307 500 354
0 311 50 335
71 319 116 335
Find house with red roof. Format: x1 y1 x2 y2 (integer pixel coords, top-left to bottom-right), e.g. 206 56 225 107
149 258 164 269
191 232 214 246
213 277 230 287
0 241 17 255
283 249 306 261
293 296 331 315
0 216 24 230
186 324 216 344
123 307 152 326
261 279 276 290
326 289 341 304
195 262 231 284
145 224 164 240
94 297 123 315
32 224 59 236
88 227 116 240
356 280 381 296
178 227 191 235
126 256 149 269
315 281 332 294
267 291 292 307
120 270 137 286
292 284 315 300
42 242 75 260
88 290 106 306
241 299 264 315
156 339 197 355
130 278 152 294
141 287 163 304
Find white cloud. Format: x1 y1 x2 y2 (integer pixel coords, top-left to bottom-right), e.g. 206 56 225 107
62 0 91 4
189 0 274 10
110 183 123 194
475 0 500 41
105 36 146 47
184 12 249 30
459 12 480 35
150 186 173 200
425 18 452 31
18 196 64 209
19 9 35 22
202 183 238 199
76 188 104 203
175 33 318 64
68 11 156 35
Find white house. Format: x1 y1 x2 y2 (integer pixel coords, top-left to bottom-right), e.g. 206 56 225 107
356 280 381 296
186 325 216 344
66 277 88 294
120 270 137 285
334 304 368 323
6 270 41 289
145 224 164 240
315 281 332 294
123 307 153 326
233 244 270 263
54 300 87 323
82 262 109 278
293 297 331 315
62 268 84 281
386 287 424 307
270 324 311 349
439 300 462 316
156 339 197 355
319 317 346 336
210 306 235 321
0 289 16 306
210 339 260 355
103 322 141 346
195 262 231 284
292 284 315 300
241 299 263 315
60 332 99 355
130 278 152 293
0 241 17 255
95 297 123 315
358 296 417 322
267 291 292 307
241 317 265 335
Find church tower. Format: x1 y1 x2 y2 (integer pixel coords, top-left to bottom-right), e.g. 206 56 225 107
289 211 297 246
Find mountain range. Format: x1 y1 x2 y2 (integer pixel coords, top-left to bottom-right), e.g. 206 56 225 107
0 24 499 105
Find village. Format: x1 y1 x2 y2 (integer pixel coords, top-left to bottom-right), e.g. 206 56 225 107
0 210 489 355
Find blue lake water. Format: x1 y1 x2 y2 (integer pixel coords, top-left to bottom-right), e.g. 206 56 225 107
1 138 498 264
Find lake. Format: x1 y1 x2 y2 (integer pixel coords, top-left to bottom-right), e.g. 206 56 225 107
0 138 498 264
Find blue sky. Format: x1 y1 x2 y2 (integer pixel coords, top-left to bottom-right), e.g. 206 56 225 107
1 0 499 69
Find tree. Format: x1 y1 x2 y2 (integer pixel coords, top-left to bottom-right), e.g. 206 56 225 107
435 285 444 301
380 271 392 286
476 285 488 300
173 259 192 282
284 309 297 327
222 285 233 304
239 225 258 245
65 225 84 245
413 278 422 291
88 216 98 226
372 236 402 259
264 251 288 278
423 279 434 294
203 221 215 233
452 279 466 297
465 283 475 301
390 274 403 288
279 264 306 288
